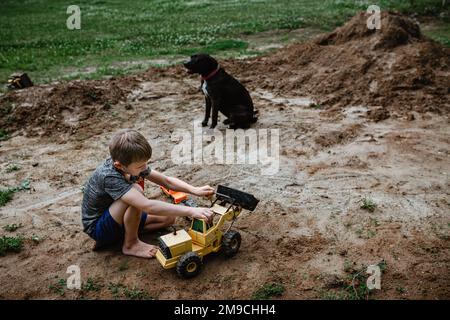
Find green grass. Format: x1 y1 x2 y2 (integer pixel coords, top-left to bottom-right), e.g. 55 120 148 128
396 286 407 294
0 129 10 141
356 228 376 239
3 223 23 232
0 235 24 256
0 179 32 207
49 278 67 296
354 216 380 239
31 234 43 243
6 164 21 173
251 282 285 300
0 188 15 206
0 0 448 86
123 287 151 300
82 277 103 292
321 260 387 300
108 282 125 299
309 103 323 109
423 21 450 47
361 198 377 212
107 282 153 300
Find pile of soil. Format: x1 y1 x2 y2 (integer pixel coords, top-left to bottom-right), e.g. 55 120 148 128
1 11 448 138
0 79 136 137
227 11 450 120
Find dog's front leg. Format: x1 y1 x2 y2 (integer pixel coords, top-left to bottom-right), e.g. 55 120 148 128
210 101 219 129
202 96 211 127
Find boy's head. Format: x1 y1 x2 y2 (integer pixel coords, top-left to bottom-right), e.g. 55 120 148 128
109 129 152 178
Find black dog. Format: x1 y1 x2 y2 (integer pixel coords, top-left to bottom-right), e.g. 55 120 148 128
183 54 257 129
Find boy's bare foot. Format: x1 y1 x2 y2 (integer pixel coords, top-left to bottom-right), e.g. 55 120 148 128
122 240 157 258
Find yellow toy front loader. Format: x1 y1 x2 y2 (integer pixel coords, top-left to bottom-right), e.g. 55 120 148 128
155 185 259 278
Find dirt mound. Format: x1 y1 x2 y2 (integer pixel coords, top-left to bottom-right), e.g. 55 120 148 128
0 79 136 137
315 11 422 50
1 11 448 138
226 11 450 119
314 124 362 147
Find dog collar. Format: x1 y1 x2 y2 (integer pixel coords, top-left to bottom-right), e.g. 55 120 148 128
201 66 220 81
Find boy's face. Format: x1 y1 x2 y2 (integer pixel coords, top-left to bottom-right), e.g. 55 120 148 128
114 159 150 180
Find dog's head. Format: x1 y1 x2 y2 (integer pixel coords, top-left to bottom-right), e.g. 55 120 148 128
183 54 218 77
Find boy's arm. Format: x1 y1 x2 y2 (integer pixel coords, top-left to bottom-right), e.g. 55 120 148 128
147 169 214 197
121 187 213 221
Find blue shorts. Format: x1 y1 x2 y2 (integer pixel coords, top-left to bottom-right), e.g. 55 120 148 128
91 208 148 246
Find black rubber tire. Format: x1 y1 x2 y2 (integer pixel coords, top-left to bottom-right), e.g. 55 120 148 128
222 230 241 257
176 252 202 278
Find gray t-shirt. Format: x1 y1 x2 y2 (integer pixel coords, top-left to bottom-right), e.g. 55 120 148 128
81 157 135 236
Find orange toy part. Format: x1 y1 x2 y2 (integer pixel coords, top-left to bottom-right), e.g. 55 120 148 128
160 186 188 204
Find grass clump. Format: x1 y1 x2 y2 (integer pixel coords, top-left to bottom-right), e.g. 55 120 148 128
0 236 24 256
251 282 285 300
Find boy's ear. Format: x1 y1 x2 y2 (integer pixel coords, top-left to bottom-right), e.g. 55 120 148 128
113 161 122 170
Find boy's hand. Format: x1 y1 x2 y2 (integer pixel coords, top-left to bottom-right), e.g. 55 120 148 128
190 207 214 222
193 185 215 197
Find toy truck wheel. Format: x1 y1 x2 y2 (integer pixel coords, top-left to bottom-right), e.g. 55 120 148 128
176 252 202 278
222 230 241 257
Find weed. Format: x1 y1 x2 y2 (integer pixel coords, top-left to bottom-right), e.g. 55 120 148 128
6 164 21 173
369 217 380 227
30 234 43 243
82 277 103 292
49 278 66 296
0 188 15 206
107 282 152 300
0 180 32 207
0 235 24 256
322 260 387 300
108 282 125 299
123 286 151 300
3 223 23 232
361 198 377 212
396 287 407 294
0 129 9 141
309 103 323 109
251 282 285 300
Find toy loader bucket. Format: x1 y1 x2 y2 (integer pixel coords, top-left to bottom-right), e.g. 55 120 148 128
215 185 259 211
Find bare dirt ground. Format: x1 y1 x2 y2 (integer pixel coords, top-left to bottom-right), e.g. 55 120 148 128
0 12 449 300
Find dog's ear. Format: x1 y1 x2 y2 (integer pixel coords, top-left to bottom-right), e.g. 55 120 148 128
208 56 218 68
202 55 218 73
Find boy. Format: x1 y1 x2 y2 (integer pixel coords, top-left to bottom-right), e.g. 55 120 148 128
81 129 215 258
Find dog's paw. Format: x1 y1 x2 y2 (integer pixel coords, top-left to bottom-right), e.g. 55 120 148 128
209 124 217 129
201 120 208 127
223 118 231 125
